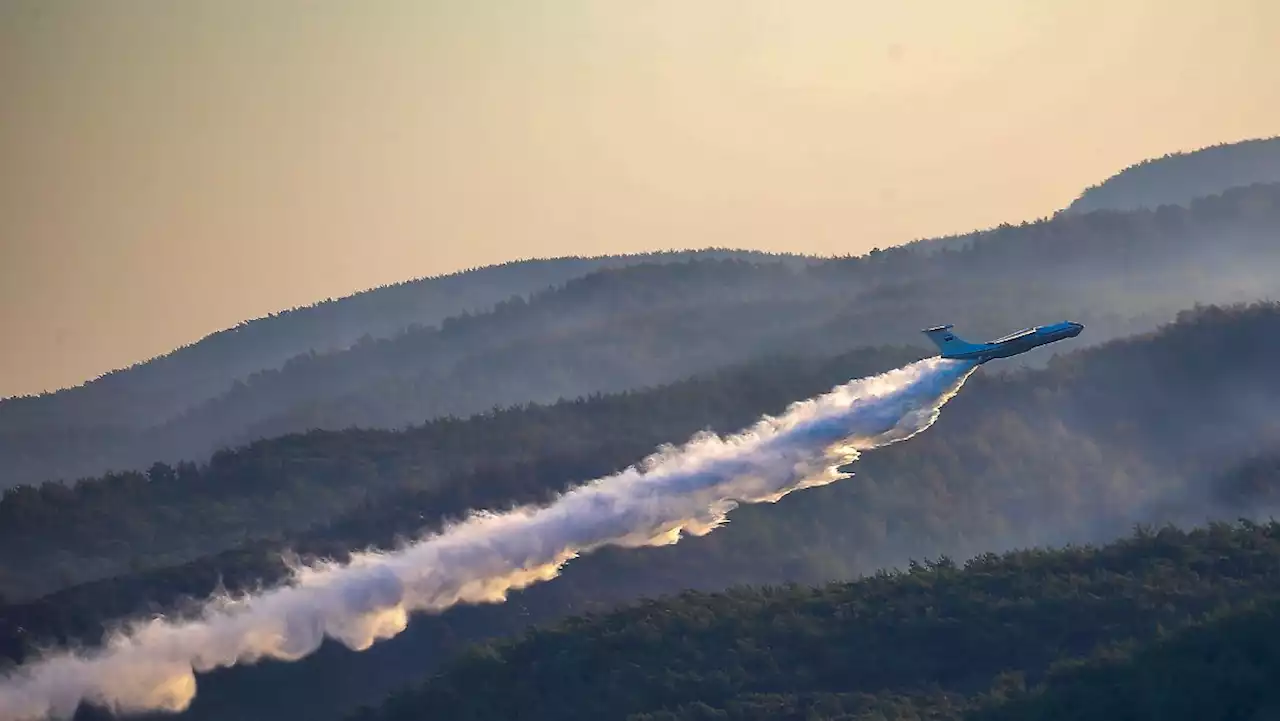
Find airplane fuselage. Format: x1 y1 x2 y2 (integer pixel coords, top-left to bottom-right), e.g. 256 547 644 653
923 321 1083 364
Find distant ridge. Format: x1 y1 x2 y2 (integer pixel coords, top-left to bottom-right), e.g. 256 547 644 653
1062 135 1280 215
0 248 811 426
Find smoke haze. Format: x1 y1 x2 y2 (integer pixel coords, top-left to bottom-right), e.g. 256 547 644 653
0 357 976 721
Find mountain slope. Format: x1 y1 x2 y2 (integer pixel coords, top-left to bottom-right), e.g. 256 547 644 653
8 302 1280 721
971 598 1280 721
11 298 1280 603
1063 135 1280 215
0 249 804 431
7 181 1280 489
0 345 924 602
347 521 1280 721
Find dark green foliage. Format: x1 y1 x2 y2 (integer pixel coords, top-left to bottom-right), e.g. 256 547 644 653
347 522 1280 721
971 598 1280 721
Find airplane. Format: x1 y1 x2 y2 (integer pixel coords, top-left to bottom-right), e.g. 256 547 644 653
922 321 1083 364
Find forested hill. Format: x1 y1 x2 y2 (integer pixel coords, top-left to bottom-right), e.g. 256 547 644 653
0 345 924 602
971 596 1280 721
8 300 1280 603
350 521 1280 721
8 302 1280 721
7 181 1280 490
1063 135 1280 215
0 249 805 431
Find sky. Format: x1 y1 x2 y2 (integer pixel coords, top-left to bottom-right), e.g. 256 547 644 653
1 0 1278 398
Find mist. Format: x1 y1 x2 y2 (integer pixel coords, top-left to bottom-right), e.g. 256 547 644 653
6 181 1280 500
0 357 976 720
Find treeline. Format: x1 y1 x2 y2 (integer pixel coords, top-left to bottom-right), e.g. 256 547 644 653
349 521 1280 721
8 302 1280 721
1065 135 1280 215
7 181 1280 490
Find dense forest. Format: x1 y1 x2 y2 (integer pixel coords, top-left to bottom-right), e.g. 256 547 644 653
1064 135 1280 215
970 597 1280 721
7 302 1280 721
5 180 1280 490
350 521 1280 721
9 300 1280 602
0 345 924 601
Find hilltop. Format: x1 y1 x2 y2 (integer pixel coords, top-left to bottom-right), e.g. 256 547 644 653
0 249 807 429
1063 135 1280 215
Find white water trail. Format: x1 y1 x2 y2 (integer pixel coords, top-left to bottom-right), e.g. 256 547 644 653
0 356 977 721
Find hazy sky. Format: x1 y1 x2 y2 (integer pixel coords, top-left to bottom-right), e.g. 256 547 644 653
2 0 1278 398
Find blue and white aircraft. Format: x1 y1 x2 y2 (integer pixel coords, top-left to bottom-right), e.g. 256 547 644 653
922 321 1083 364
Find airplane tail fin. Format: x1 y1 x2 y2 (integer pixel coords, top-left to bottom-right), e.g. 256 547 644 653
921 325 982 356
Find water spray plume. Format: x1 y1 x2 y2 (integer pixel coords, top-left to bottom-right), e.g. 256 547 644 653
0 357 977 721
